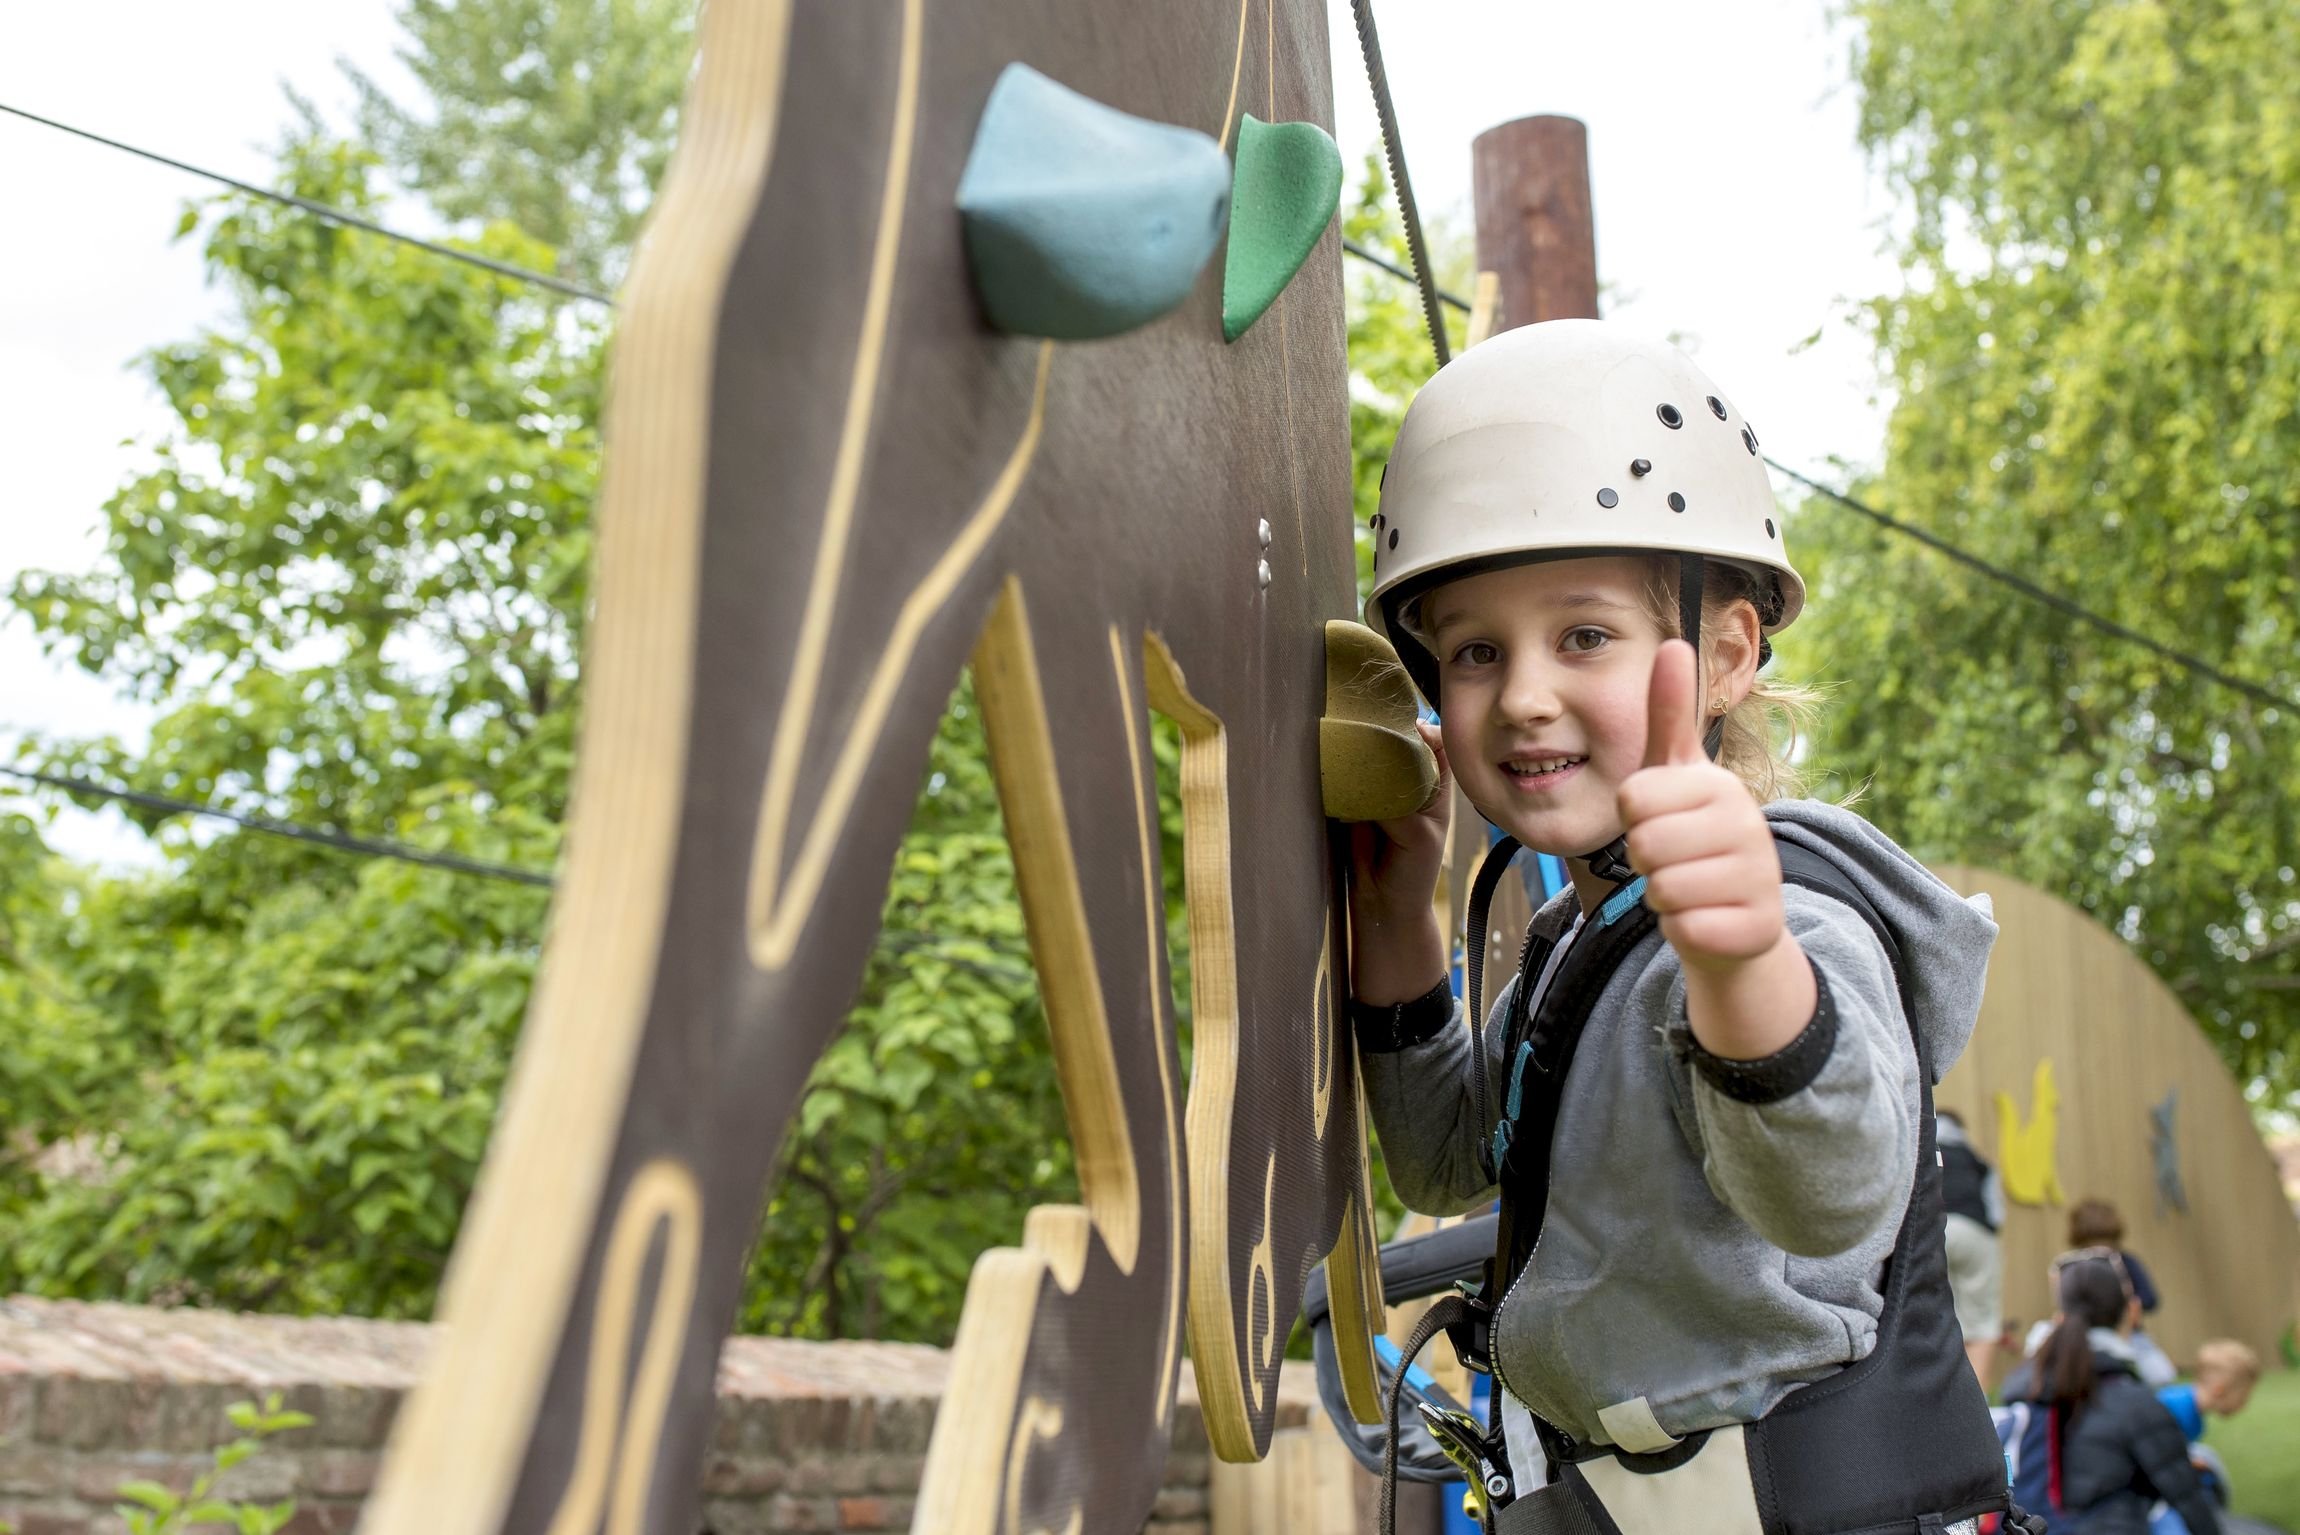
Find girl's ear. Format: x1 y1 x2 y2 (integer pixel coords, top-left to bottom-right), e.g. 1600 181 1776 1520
1704 597 1762 709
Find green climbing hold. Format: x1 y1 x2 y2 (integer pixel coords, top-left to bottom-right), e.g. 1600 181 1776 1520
1222 114 1344 343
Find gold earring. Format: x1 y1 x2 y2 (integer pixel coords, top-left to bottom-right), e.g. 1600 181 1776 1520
1711 697 1729 715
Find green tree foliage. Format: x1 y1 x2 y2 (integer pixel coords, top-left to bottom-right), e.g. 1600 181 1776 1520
1790 0 2300 1099
346 0 696 290
2 143 581 1315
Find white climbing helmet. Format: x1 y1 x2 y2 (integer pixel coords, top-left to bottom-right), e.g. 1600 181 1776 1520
1367 318 1805 700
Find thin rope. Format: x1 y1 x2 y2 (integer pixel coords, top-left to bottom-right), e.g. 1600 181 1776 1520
1344 238 1471 313
0 100 613 307
0 762 555 885
1769 459 2298 715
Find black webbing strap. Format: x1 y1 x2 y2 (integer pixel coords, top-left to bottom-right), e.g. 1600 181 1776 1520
1677 553 1706 658
1493 1473 1615 1535
1462 835 1523 1180
1383 1295 1481 1535
1490 886 1662 1286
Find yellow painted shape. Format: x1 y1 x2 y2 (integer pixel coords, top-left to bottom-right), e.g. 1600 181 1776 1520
1109 624 1188 1427
541 1159 704 1535
1996 1057 2066 1207
1322 1131 1387 1425
1005 1398 1084 1535
1145 633 1265 1460
972 580 1141 1272
1215 0 1251 149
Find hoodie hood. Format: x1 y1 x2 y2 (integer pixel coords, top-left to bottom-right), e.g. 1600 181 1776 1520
1765 798 1998 1084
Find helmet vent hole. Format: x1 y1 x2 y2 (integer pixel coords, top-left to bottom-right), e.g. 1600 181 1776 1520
1765 517 1777 539
1707 396 1728 420
1657 404 1684 429
1373 513 1383 529
1630 458 1652 478
1742 427 1759 456
1388 528 1400 550
1596 487 1619 508
1667 492 1687 513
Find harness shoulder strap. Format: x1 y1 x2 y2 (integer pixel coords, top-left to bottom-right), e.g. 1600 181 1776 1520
1771 839 1915 1032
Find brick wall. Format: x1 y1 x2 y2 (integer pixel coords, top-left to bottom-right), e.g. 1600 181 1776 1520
0 1298 1320 1535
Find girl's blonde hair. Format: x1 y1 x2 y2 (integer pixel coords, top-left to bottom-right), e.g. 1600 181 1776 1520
1638 558 1820 803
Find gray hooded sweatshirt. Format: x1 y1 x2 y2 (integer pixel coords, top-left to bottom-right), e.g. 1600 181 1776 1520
1362 800 1997 1449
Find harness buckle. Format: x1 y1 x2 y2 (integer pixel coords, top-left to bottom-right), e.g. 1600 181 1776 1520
1444 1277 1496 1374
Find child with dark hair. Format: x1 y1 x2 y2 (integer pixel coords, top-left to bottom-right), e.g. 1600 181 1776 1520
1998 1252 2220 1535
2063 1199 2177 1386
2068 1200 2162 1314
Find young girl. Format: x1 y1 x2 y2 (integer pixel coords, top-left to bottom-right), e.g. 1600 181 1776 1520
1348 320 2017 1533
1998 1253 2222 1534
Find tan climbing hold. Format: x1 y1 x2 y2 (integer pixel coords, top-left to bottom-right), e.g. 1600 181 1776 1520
1320 620 1438 822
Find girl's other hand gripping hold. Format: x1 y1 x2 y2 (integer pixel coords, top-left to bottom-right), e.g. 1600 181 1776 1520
1346 719 1451 1007
1618 640 1817 1059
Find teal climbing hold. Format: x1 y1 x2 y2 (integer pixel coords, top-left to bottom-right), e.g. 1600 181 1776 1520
1221 115 1343 343
957 64 1232 341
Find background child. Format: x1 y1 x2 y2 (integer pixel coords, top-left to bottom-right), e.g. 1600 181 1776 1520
2021 1200 2177 1387
1998 1252 2221 1535
1940 1106 2009 1391
2152 1340 2262 1532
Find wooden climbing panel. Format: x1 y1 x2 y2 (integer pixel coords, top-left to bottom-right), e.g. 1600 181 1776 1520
362 2 1380 1533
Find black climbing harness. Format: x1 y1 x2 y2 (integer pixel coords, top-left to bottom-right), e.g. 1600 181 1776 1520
1335 834 2025 1535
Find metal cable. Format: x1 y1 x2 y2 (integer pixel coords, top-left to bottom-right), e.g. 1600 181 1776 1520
1344 238 1471 313
1766 459 2299 716
1347 0 1451 369
0 762 555 885
0 100 614 307
0 762 1034 978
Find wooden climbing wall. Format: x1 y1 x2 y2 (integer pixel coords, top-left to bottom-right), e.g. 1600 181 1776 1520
361 2 1384 1533
1933 866 2300 1363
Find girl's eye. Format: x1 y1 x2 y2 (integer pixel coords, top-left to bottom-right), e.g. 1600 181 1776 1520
1450 640 1500 667
1563 627 1610 653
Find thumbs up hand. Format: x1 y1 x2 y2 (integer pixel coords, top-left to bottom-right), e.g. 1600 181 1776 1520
1616 641 1787 974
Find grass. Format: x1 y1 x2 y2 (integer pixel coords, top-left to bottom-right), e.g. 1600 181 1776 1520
2217 1367 2300 1531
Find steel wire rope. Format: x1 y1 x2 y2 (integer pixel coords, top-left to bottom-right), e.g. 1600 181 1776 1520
1765 459 2298 716
0 100 614 307
0 761 554 885
6 99 1471 334
1348 0 1452 369
0 762 1033 979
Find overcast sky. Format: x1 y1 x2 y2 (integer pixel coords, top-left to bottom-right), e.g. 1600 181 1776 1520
0 1 1902 867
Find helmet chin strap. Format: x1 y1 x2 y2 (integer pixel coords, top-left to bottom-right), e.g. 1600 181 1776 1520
1575 554 1716 888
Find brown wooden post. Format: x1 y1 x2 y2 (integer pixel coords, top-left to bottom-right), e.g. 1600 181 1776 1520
1471 115 1599 330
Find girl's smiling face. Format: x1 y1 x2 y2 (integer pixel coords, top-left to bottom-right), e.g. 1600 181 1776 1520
1423 555 1668 859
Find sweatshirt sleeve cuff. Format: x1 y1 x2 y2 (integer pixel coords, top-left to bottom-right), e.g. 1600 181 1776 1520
1685 965 1840 1105
1349 977 1458 1054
